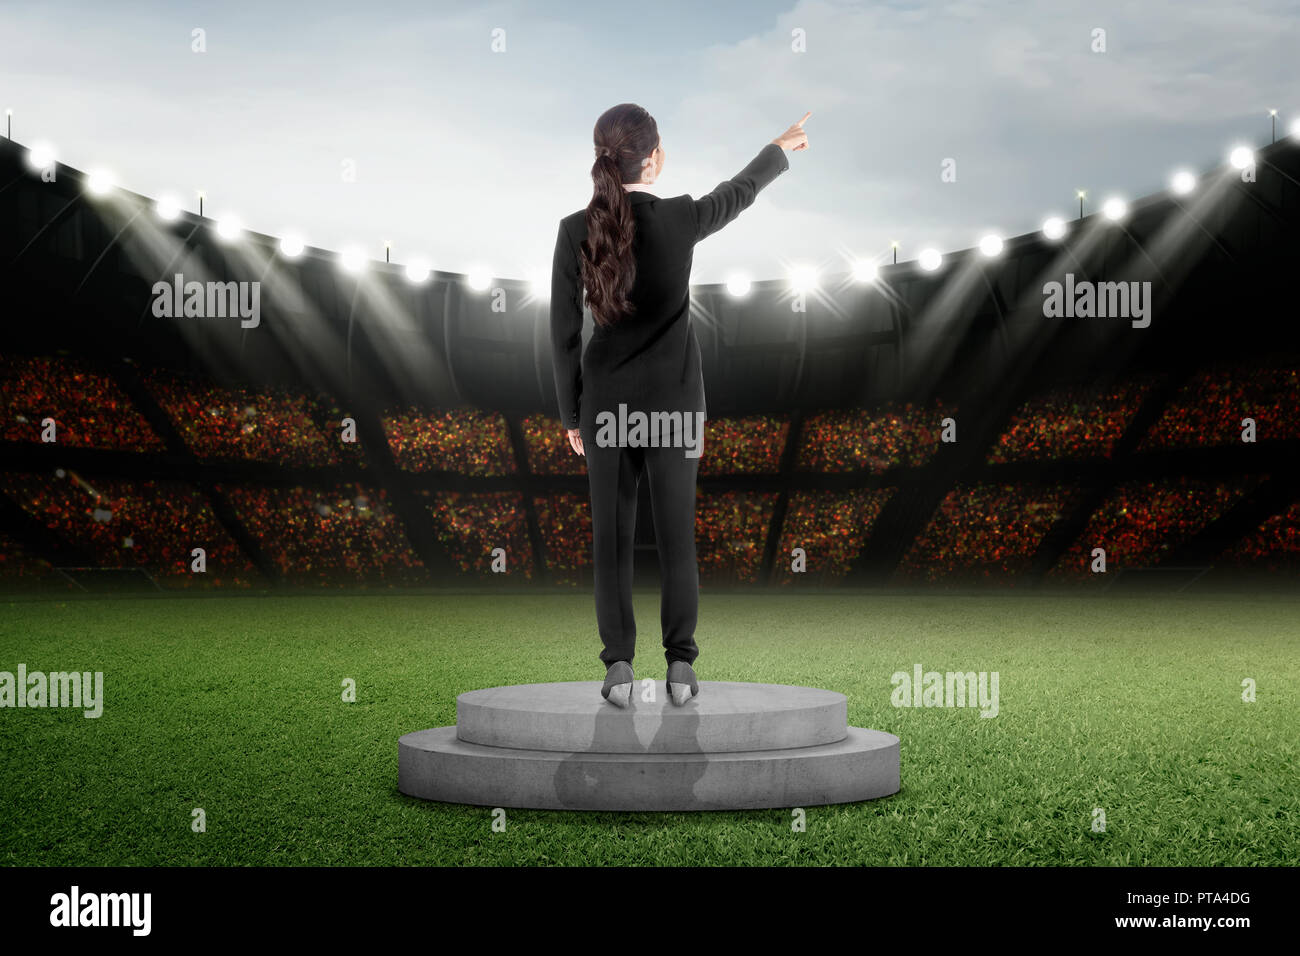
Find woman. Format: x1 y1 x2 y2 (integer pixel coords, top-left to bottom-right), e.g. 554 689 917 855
550 104 810 707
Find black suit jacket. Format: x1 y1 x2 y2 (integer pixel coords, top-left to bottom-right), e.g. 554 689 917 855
550 142 790 432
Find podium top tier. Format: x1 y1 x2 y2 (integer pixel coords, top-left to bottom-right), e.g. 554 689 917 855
456 680 848 754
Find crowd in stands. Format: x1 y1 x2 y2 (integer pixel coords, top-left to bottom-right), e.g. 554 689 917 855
1 470 263 588
5 352 1294 590
1048 476 1261 581
698 416 789 475
520 413 586 475
1221 500 1300 570
771 489 893 585
384 407 516 475
987 379 1152 463
695 491 777 585
796 402 952 473
522 412 790 476
1 353 165 452
894 483 1075 584
146 370 343 467
221 482 423 586
314 399 370 468
421 489 535 580
532 493 592 585
1140 364 1300 450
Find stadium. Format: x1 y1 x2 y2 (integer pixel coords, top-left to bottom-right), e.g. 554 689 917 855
3 120 1297 872
5 134 1297 600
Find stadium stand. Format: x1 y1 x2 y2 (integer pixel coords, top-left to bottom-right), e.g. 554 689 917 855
987 379 1155 463
1 353 165 452
1047 476 1265 584
771 489 893 586
895 483 1077 585
1220 499 1300 571
219 482 421 587
1 470 264 588
2 132 1297 592
696 490 778 585
1139 363 1300 450
383 407 516 475
419 489 535 581
796 402 953 473
145 369 350 467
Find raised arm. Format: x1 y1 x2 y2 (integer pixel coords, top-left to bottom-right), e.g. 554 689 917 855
692 112 810 243
549 218 583 431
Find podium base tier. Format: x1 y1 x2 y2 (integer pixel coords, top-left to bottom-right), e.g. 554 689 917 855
398 724 900 811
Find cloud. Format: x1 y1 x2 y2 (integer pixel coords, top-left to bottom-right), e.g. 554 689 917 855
1 0 1295 281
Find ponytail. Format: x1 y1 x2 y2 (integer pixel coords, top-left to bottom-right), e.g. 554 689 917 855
580 104 659 328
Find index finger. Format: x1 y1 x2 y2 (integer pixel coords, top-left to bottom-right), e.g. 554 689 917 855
795 111 812 127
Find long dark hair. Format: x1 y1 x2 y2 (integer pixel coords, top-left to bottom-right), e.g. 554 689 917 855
580 103 659 328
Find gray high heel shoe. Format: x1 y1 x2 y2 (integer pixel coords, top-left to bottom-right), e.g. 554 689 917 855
601 661 634 708
666 661 699 706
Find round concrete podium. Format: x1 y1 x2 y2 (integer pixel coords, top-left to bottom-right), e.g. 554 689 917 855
399 681 900 811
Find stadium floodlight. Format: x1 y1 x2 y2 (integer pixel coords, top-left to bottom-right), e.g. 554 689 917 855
978 234 1004 258
1042 216 1068 241
1102 197 1128 221
339 245 367 275
789 264 819 292
155 194 182 221
466 268 492 291
26 141 56 171
215 215 243 242
725 273 752 297
406 258 432 284
279 233 305 258
1228 145 1255 169
1170 170 1197 196
86 168 116 197
917 247 942 272
851 259 879 283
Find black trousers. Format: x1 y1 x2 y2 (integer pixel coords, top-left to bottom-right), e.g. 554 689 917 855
581 420 701 670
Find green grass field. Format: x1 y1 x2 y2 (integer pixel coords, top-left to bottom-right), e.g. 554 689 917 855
1 591 1296 866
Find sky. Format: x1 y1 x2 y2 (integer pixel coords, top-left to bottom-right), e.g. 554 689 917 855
2 0 1296 283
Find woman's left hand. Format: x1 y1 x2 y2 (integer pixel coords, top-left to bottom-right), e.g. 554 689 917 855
566 428 584 455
